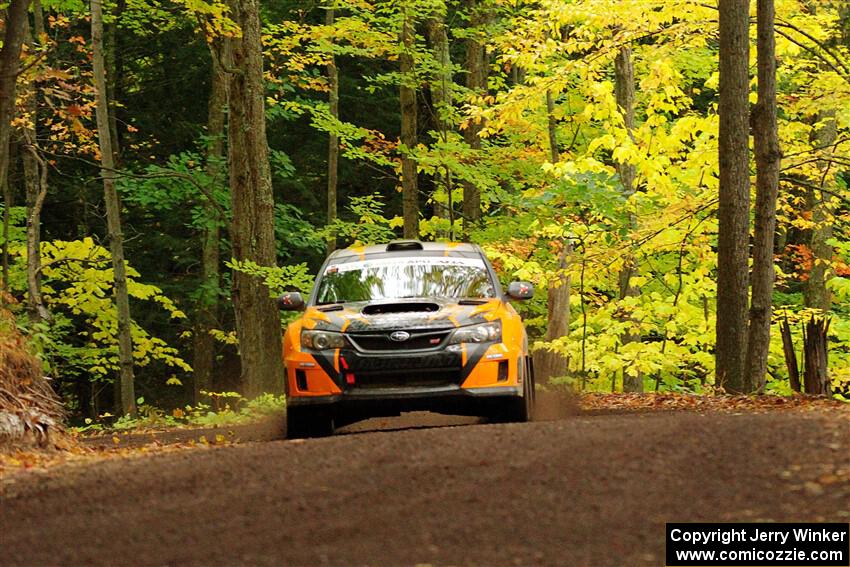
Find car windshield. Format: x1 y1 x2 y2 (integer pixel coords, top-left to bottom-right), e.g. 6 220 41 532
315 257 495 304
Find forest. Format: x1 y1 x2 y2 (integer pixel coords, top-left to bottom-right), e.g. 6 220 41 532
0 0 848 426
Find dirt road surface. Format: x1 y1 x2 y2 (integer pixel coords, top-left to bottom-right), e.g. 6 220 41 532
2 409 848 566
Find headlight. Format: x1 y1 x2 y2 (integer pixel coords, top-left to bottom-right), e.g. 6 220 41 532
449 321 502 344
301 329 346 350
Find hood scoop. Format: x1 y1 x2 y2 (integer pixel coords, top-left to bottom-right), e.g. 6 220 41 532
458 298 488 305
362 302 440 315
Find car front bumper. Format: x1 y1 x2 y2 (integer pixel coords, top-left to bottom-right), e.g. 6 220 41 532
284 341 522 417
286 384 521 422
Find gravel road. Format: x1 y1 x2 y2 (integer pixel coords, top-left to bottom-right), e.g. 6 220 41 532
1 409 848 566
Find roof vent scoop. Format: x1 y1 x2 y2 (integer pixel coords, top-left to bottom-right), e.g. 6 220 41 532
386 240 424 252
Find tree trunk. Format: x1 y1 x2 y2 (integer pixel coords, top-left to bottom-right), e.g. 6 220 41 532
2 145 12 294
613 48 636 197
106 0 125 166
545 90 558 164
802 316 830 396
461 0 487 238
799 17 845 407
22 9 49 324
534 243 571 384
780 315 800 392
803 3 845 312
0 0 30 184
2 164 10 292
92 0 136 416
805 192 833 312
427 18 451 136
326 7 339 252
715 0 752 394
33 0 45 38
614 46 642 393
804 112 836 312
193 42 230 404
0 0 32 291
23 138 48 325
426 17 453 239
399 4 418 240
227 0 284 398
745 0 781 393
533 93 571 384
1 144 21 294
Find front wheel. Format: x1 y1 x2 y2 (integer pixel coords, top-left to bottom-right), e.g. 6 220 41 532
286 406 335 439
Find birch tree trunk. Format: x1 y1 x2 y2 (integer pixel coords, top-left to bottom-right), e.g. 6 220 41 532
399 4 418 239
745 0 781 392
92 0 137 416
715 0 753 394
227 0 285 398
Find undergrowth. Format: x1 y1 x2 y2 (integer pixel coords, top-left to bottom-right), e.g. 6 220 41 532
73 391 286 434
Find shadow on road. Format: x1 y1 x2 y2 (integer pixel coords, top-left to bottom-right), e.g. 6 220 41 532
335 412 484 436
334 389 582 436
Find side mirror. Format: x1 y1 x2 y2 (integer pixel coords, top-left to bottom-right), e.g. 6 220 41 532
278 292 305 311
506 281 534 301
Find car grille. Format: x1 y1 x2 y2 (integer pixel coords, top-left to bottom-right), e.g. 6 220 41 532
352 367 461 389
347 329 453 352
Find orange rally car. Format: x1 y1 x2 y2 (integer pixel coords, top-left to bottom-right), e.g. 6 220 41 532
278 240 535 438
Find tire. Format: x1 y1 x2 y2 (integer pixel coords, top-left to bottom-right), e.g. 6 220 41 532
286 406 335 439
525 355 536 418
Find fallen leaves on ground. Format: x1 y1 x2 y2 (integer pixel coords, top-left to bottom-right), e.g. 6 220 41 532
2 393 845 482
777 449 850 506
581 393 849 505
0 431 236 485
580 392 849 414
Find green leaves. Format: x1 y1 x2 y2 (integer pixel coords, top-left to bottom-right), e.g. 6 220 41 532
316 194 397 246
226 259 314 297
26 238 193 381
